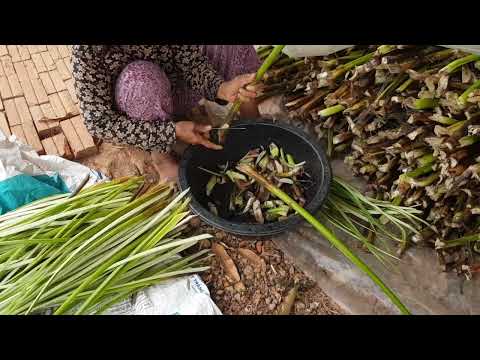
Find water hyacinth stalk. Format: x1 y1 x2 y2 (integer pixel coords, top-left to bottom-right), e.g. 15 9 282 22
319 104 346 118
440 54 480 74
414 98 439 110
0 177 211 315
458 79 480 105
222 45 286 129
237 164 411 315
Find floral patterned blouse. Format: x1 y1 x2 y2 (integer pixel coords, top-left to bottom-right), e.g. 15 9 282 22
71 45 224 152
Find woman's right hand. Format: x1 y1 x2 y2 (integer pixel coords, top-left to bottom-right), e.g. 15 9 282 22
175 121 223 150
217 73 262 103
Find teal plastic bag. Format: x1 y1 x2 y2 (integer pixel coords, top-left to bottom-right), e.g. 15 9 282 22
0 173 69 215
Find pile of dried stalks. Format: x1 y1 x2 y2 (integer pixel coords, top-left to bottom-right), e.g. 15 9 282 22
258 45 480 277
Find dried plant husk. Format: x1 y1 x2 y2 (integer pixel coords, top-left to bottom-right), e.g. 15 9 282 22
256 45 480 276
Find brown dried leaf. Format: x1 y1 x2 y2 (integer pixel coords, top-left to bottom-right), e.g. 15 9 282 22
212 243 241 283
238 248 267 272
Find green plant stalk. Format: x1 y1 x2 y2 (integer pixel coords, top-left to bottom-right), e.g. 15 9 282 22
73 211 192 314
396 65 431 93
414 98 438 110
377 45 396 55
223 45 285 129
318 197 398 268
12 264 210 315
377 74 408 101
7 211 151 313
458 79 480 105
396 78 414 93
438 234 480 249
18 227 151 308
237 164 410 315
379 196 402 225
430 115 459 125
330 53 374 80
440 54 480 74
445 120 468 137
274 56 297 68
256 45 273 54
405 163 435 178
319 104 346 117
15 182 150 287
268 60 305 79
329 178 423 247
396 49 458 93
459 135 480 147
0 182 210 315
52 214 158 314
338 50 366 60
21 220 160 309
417 153 436 167
410 172 440 187
24 187 179 314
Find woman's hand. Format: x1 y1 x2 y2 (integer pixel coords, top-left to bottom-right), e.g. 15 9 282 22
175 121 223 150
217 73 263 103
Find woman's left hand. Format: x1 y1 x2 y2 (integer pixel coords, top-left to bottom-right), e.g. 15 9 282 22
217 73 263 103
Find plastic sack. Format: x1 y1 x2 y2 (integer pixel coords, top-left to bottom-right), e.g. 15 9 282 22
441 45 480 55
103 275 222 315
0 130 105 192
258 96 480 315
254 45 354 58
0 174 69 214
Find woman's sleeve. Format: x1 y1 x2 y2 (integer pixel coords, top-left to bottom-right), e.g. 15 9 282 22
171 45 225 101
232 46 261 77
71 45 176 153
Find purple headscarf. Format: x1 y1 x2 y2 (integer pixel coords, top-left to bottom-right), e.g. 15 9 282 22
115 46 261 122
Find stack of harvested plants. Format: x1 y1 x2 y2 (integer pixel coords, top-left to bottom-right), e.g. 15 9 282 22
257 45 480 276
0 177 211 315
202 142 309 224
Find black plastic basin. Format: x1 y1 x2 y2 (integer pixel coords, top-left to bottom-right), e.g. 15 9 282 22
178 120 332 237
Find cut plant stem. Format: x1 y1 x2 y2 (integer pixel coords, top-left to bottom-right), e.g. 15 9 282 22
376 74 408 101
414 98 439 110
409 172 440 187
330 52 374 80
440 54 480 74
459 135 480 147
256 45 273 54
221 45 285 141
237 164 411 315
319 104 346 117
417 153 436 167
274 56 297 68
429 114 459 125
330 45 395 80
379 196 402 225
405 163 435 178
266 60 305 80
458 79 480 105
327 128 334 158
436 233 480 249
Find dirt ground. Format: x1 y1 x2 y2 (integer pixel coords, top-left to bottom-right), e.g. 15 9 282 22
80 142 343 315
196 224 342 315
